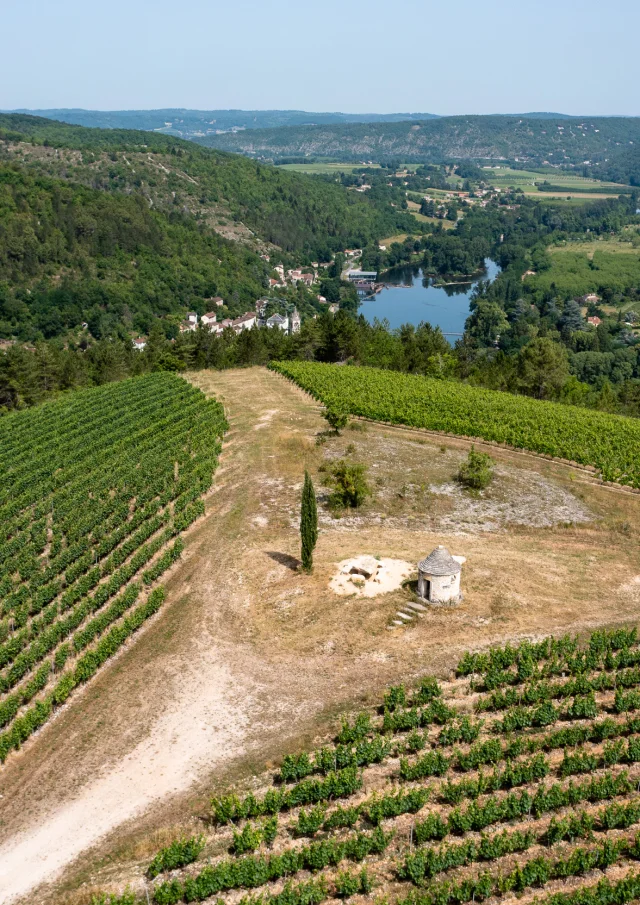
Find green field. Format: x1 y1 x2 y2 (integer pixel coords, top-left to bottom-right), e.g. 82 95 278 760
528 195 613 206
482 167 627 195
0 373 226 763
271 361 640 487
277 161 380 175
528 239 640 295
276 161 426 176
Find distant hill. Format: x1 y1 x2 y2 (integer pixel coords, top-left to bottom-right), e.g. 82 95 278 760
5 108 440 139
194 115 640 183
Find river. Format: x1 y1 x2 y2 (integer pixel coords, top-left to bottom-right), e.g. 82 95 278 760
360 258 500 343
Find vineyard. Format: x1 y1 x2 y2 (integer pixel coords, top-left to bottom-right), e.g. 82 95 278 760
112 626 640 905
270 362 640 489
0 373 226 763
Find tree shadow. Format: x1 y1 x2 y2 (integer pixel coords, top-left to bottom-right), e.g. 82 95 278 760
316 429 337 445
266 551 301 572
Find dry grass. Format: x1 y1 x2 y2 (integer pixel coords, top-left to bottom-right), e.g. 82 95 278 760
2 367 640 904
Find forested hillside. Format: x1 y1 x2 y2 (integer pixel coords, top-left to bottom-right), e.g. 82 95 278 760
200 115 640 183
0 114 416 256
0 167 268 340
0 114 418 341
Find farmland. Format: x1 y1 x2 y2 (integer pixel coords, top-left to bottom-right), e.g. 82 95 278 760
0 373 226 763
127 626 640 905
2 367 640 905
270 361 640 488
527 239 640 295
481 167 627 195
276 162 380 175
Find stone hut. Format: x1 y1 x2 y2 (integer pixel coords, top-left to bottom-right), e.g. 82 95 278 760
417 546 465 605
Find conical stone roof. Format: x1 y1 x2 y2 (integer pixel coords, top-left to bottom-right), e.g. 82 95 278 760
418 545 461 576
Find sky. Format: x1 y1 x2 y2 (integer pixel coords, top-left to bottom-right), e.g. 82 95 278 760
2 0 639 116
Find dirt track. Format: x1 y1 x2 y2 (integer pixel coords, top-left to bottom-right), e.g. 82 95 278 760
0 367 639 904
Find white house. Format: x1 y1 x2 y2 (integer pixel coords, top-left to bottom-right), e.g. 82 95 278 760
232 312 257 332
266 313 289 331
186 312 198 325
132 337 147 351
201 312 217 327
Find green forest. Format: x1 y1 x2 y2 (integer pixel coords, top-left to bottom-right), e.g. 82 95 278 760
0 114 416 257
0 113 420 340
0 167 268 339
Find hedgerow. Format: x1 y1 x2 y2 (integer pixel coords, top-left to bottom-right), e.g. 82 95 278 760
212 768 363 823
148 836 206 879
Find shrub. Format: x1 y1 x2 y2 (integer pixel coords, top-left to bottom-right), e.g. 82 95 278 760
324 460 371 510
456 445 495 490
148 835 205 878
324 408 349 433
335 868 372 898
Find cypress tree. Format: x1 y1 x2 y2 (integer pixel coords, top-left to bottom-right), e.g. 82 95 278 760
300 471 318 572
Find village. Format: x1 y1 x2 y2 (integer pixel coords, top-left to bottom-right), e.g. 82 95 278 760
131 254 362 350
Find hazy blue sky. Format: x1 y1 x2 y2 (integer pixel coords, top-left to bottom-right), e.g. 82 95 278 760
3 0 638 115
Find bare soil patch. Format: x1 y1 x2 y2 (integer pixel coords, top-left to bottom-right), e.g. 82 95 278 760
0 367 639 905
330 557 414 597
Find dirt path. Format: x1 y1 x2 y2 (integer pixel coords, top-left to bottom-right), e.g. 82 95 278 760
0 661 245 902
0 367 639 905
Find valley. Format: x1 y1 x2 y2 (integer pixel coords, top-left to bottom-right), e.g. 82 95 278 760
2 5 640 905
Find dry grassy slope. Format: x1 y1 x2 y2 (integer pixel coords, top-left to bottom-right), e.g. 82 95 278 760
0 366 639 905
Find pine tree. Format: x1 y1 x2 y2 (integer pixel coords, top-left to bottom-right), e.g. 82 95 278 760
300 471 318 572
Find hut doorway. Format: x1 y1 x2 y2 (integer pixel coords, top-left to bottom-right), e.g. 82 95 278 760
423 579 431 600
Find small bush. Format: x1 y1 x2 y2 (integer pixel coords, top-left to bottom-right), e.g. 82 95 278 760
231 821 263 854
324 408 349 433
294 804 326 837
335 867 372 898
147 835 205 878
456 445 495 490
324 460 371 510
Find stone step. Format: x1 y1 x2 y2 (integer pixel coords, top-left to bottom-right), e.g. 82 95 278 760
391 620 405 627
396 612 413 621
406 601 428 613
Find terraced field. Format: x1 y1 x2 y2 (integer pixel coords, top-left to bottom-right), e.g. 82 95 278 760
0 373 226 763
137 628 640 905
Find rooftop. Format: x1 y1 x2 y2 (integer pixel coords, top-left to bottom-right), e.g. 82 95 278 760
418 546 461 576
